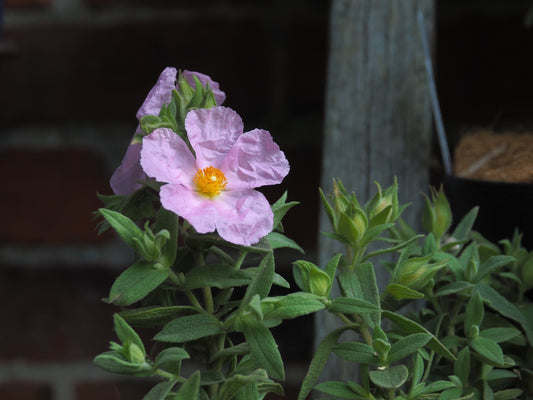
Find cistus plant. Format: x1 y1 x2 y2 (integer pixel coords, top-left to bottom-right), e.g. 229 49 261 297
296 183 533 400
93 67 325 400
94 67 533 400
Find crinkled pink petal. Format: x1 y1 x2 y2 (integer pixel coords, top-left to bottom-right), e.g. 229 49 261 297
222 129 290 190
140 128 197 186
160 184 217 234
110 140 145 195
136 67 177 119
183 70 226 105
213 189 274 246
111 68 227 196
185 107 244 169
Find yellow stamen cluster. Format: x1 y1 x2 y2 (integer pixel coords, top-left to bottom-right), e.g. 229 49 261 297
194 166 228 198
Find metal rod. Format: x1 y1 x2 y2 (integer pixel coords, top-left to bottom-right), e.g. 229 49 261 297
417 10 453 176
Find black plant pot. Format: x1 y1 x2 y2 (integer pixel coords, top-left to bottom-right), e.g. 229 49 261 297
444 175 533 250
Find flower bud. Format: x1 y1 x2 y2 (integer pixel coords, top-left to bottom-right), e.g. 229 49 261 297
293 260 332 297
127 342 146 365
366 180 399 226
422 186 452 240
392 255 447 291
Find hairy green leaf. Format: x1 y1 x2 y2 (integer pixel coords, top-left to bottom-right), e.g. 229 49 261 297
107 261 169 306
387 333 431 363
369 364 409 389
174 371 201 400
154 313 225 343
240 318 284 381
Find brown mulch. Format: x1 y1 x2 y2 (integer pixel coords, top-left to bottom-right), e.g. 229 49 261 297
453 129 533 183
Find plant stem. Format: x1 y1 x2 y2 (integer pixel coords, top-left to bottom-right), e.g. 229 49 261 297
185 290 203 310
155 368 181 381
203 286 215 314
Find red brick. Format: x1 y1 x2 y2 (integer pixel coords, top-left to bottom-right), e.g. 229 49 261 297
0 267 118 360
0 21 270 122
75 380 154 400
4 0 51 8
0 150 110 244
0 382 51 400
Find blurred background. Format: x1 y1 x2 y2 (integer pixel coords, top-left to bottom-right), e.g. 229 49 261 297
1 0 533 399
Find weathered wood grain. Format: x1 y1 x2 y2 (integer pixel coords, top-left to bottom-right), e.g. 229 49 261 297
315 0 435 385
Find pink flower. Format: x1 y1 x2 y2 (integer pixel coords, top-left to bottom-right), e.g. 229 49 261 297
140 106 289 246
110 67 226 195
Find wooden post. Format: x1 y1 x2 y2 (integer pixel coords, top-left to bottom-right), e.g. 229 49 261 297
315 0 435 383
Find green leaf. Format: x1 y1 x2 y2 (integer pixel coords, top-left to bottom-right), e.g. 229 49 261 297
382 310 455 360
332 341 379 364
464 290 484 335
265 232 304 253
240 319 284 381
200 370 225 386
387 333 432 363
455 347 471 386
143 380 178 400
327 297 381 314
262 292 325 320
107 261 169 306
153 207 178 267
486 369 519 381
434 281 474 297
271 191 299 231
493 388 523 400
419 380 456 395
476 282 533 344
470 336 504 366
215 370 269 400
241 253 274 307
385 283 425 300
473 255 515 283
120 306 197 327
369 365 409 389
139 114 173 135
411 354 425 387
181 264 251 290
297 324 357 400
93 351 151 375
174 371 201 400
324 253 342 282
114 314 145 354
438 388 468 400
451 206 479 243
210 343 250 363
479 327 522 343
154 347 190 375
314 381 363 399
154 314 225 343
99 208 143 249
434 252 464 280
362 234 423 263
338 263 381 327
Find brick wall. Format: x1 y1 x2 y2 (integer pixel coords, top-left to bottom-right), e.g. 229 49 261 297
0 0 328 399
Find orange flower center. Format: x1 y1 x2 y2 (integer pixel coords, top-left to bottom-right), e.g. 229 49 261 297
194 166 228 198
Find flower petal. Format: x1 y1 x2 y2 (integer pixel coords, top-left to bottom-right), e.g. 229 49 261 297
140 128 197 186
214 190 274 246
160 184 216 234
110 139 145 195
185 107 243 169
183 70 226 106
222 129 290 190
136 67 177 119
